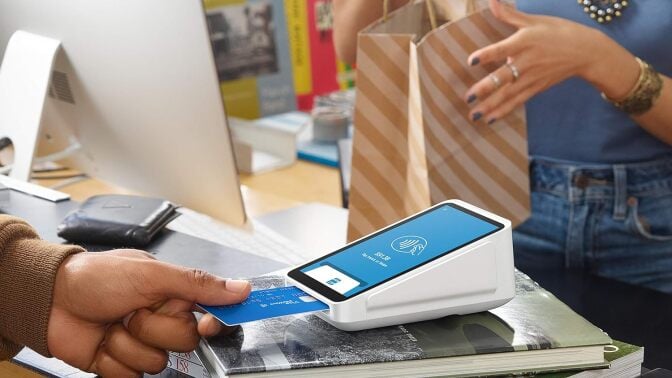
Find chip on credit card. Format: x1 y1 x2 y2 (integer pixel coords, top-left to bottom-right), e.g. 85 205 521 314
199 286 329 326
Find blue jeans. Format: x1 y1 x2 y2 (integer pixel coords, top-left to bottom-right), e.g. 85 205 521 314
513 156 672 294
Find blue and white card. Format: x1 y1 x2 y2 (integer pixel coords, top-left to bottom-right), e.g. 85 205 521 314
199 286 329 326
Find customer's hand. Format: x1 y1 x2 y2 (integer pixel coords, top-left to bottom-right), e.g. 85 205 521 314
47 250 250 377
464 0 639 123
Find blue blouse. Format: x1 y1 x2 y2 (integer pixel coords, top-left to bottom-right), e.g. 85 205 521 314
516 0 672 163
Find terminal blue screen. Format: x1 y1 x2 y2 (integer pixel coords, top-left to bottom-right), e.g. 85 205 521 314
299 204 501 298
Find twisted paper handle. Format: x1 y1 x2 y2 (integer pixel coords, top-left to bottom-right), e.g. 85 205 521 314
383 0 478 28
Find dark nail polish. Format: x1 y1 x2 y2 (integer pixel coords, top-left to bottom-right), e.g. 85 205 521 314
487 118 497 125
472 112 482 121
467 94 477 104
470 57 480 66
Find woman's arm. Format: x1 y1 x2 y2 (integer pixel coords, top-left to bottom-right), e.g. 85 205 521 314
635 77 672 144
333 0 408 65
465 0 671 143
587 43 672 144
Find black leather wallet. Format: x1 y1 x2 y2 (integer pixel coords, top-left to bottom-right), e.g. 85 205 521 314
57 194 180 247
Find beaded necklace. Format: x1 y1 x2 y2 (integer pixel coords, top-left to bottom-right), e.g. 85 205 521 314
579 0 629 24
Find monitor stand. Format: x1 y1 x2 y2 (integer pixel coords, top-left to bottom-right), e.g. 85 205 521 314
0 31 70 201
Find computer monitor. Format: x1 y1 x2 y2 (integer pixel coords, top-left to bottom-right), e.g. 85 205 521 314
0 0 247 225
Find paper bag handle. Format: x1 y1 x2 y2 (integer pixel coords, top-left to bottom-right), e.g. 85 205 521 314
383 0 478 29
383 0 438 29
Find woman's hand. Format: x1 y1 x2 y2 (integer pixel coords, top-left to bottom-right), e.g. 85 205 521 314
464 0 640 124
48 250 249 377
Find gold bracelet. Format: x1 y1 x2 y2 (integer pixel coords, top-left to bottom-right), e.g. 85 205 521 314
601 57 663 115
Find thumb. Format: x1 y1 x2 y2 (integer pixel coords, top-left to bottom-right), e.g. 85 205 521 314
489 0 533 28
142 260 251 306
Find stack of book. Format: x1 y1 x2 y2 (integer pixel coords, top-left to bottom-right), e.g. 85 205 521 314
190 271 643 377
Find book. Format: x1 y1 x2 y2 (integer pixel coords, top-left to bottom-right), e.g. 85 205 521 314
204 0 297 119
252 110 343 167
296 140 339 167
228 117 297 174
284 0 313 111
541 340 644 378
287 0 355 111
166 351 210 378
196 271 612 377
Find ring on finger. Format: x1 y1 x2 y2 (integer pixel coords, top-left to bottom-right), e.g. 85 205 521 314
506 62 520 82
488 73 502 89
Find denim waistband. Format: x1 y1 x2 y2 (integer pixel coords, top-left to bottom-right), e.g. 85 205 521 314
530 156 672 217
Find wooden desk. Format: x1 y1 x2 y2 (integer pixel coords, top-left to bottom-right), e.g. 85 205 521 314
0 361 40 377
31 160 341 217
2 160 341 377
239 161 341 216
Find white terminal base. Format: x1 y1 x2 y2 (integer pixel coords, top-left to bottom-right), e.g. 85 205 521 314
288 200 515 331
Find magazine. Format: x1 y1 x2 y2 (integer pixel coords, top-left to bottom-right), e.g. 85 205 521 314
197 271 612 377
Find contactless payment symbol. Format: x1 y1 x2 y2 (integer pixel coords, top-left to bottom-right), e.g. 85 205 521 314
391 236 428 256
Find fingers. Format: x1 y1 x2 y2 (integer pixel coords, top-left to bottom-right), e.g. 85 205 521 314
468 76 541 124
144 298 235 337
468 1 536 67
91 349 140 378
105 324 168 374
468 35 523 67
142 261 251 305
123 299 235 363
192 303 236 337
152 298 194 314
465 1 553 122
198 313 222 337
468 81 526 123
197 313 239 338
481 81 545 123
465 59 524 105
127 308 200 352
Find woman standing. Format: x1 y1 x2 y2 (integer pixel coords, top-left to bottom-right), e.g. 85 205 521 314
332 0 672 293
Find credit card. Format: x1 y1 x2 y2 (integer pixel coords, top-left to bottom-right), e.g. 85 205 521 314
199 286 329 326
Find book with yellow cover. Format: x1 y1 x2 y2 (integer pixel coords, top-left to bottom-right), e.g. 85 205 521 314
204 0 296 119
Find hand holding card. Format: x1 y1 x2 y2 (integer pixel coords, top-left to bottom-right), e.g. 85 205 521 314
199 286 329 326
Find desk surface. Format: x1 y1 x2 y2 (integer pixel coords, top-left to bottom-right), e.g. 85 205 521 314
32 160 341 217
2 160 340 377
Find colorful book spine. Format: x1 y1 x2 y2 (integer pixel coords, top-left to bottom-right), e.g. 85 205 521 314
290 0 355 111
285 0 313 109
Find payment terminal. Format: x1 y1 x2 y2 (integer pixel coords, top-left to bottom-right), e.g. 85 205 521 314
287 199 515 331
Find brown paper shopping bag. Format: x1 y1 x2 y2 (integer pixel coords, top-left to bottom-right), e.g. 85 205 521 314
347 0 530 241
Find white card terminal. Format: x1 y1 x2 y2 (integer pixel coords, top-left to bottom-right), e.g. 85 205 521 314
287 200 515 331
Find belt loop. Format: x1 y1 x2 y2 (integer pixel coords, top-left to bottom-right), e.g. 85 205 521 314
613 165 627 220
567 166 576 203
